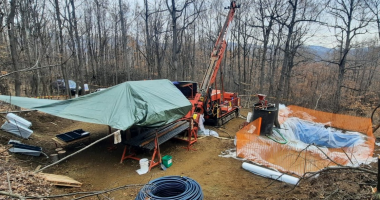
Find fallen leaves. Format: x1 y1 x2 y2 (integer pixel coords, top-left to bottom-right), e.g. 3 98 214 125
0 145 51 199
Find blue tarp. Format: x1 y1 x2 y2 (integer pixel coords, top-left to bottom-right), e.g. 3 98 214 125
287 118 363 148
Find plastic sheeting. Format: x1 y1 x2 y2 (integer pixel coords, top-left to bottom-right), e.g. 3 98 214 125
197 114 219 137
236 105 375 176
283 118 365 148
0 79 192 131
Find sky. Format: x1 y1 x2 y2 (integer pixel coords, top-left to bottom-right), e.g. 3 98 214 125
127 0 379 48
305 16 379 48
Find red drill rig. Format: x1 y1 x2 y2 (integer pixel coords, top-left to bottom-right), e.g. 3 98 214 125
174 1 240 127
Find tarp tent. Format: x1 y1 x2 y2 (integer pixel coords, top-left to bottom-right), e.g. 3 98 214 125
0 79 192 130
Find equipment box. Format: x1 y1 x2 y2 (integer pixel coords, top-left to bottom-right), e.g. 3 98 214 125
56 129 90 142
162 155 172 168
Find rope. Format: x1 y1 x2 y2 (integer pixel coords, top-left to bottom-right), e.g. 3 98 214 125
135 176 203 200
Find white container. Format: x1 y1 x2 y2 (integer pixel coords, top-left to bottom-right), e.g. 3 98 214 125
246 112 252 122
242 162 299 185
1 121 33 138
136 158 149 175
6 113 32 128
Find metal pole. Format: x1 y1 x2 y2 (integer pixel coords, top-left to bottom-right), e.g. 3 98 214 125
376 156 380 193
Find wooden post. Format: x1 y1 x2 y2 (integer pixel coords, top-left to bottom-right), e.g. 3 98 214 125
108 125 113 145
57 150 66 159
378 156 380 192
50 154 58 163
125 129 131 141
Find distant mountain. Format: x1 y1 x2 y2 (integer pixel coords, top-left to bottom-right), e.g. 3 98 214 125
306 45 333 60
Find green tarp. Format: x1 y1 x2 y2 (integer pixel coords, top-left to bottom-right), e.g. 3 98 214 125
0 79 192 130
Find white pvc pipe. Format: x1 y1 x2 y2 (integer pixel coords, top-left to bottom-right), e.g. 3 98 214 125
242 162 299 185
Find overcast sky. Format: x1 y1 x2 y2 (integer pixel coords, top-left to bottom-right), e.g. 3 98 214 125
126 0 378 48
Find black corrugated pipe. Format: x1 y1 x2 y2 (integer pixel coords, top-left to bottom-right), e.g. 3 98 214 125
135 176 203 200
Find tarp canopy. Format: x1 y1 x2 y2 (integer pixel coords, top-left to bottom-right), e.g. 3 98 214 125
0 79 192 130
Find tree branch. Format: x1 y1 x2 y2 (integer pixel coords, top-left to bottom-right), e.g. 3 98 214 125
0 191 25 200
0 54 73 79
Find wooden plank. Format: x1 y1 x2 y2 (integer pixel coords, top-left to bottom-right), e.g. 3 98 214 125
39 173 82 187
52 136 90 147
52 137 67 146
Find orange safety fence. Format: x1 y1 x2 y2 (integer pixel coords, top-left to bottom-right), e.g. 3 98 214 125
236 105 375 177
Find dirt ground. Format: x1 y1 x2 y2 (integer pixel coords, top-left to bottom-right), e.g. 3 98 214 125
0 107 379 200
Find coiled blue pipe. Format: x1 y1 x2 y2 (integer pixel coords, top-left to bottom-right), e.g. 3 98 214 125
135 176 203 200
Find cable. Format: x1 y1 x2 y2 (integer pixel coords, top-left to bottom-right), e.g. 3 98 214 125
135 176 203 200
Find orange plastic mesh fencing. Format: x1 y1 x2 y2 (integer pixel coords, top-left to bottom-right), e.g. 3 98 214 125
287 105 374 137
236 105 375 177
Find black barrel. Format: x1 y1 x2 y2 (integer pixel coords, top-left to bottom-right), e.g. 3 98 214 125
251 104 277 135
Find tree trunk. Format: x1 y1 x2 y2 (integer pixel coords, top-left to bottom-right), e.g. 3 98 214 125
274 0 298 127
169 0 178 80
119 0 129 81
70 0 85 95
7 0 21 96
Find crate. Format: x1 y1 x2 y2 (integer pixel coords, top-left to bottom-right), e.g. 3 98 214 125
56 129 90 142
162 155 172 168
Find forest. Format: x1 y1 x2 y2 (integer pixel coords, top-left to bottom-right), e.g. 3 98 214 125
0 0 379 113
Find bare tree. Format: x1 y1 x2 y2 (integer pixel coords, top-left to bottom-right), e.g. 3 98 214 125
165 0 203 80
250 0 278 94
6 0 21 96
152 2 168 78
273 0 324 126
143 0 154 79
119 0 129 81
94 0 107 85
364 0 380 41
268 23 284 97
283 24 311 101
54 0 70 97
328 0 372 112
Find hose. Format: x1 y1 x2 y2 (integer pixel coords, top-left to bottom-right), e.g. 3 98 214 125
135 176 203 200
40 151 49 159
267 128 288 144
371 104 380 133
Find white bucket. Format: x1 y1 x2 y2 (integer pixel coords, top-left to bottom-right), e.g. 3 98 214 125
136 158 149 175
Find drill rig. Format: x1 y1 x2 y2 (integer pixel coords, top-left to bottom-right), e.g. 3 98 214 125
119 3 240 163
174 1 240 127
